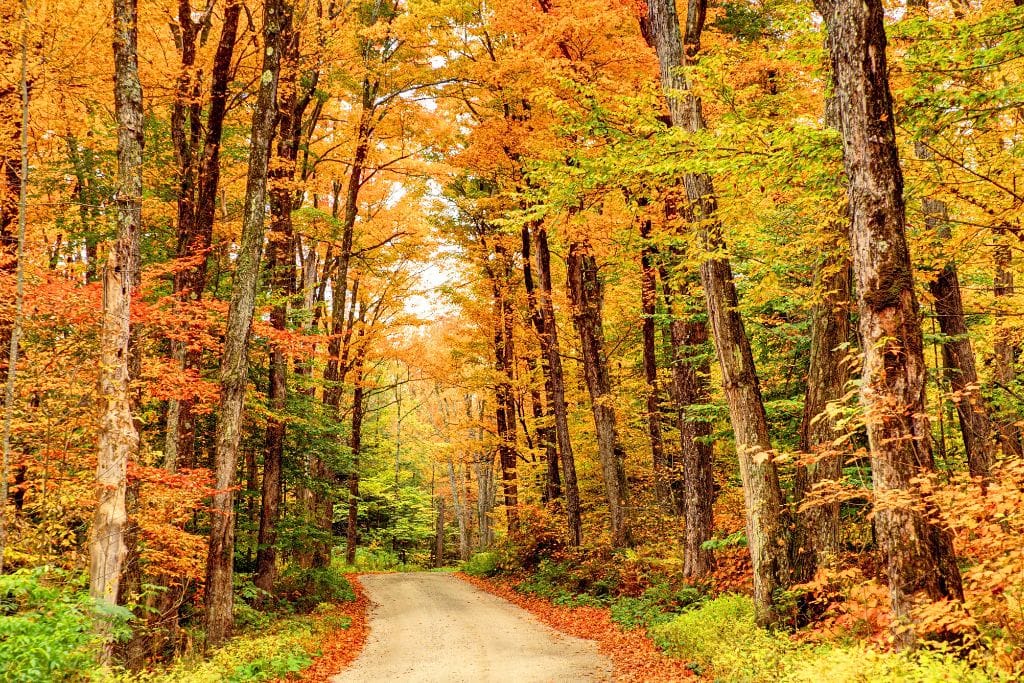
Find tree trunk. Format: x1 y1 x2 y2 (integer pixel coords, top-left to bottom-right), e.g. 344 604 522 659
91 0 143 655
533 226 582 545
905 0 993 480
485 240 519 532
521 225 561 503
816 0 965 647
991 226 1021 456
204 0 286 647
433 497 445 569
639 217 671 512
926 203 993 479
659 261 715 578
566 238 632 548
793 256 851 582
255 18 301 594
345 348 366 566
0 0 29 575
448 457 471 561
643 0 790 624
165 0 242 471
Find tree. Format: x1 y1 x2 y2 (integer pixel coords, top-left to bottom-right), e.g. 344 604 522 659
815 0 965 647
642 0 791 624
205 0 288 646
566 236 632 548
90 0 143 632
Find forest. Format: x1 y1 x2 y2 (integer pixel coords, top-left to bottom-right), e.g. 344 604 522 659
0 0 1023 679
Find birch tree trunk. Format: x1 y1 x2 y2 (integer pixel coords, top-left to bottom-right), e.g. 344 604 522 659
204 0 287 647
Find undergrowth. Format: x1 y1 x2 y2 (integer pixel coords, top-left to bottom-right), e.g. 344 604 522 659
111 602 352 683
652 594 1013 682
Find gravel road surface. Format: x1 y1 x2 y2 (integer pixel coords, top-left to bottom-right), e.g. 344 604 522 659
331 572 612 683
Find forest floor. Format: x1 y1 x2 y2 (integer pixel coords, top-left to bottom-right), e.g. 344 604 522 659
330 572 612 682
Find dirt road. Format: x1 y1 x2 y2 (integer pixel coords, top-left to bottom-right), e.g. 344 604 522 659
331 572 612 683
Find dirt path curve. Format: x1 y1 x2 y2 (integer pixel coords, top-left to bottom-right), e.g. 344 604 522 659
331 572 612 683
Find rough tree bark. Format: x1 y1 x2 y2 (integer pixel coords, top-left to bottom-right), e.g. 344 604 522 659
0 0 29 574
433 496 445 569
905 0 993 480
91 0 143 655
991 225 1021 456
448 456 471 561
792 255 851 582
204 0 287 647
659 261 715 578
566 238 632 548
490 242 519 531
255 13 301 594
925 198 993 479
165 0 242 471
643 0 790 622
638 215 671 512
521 224 560 503
815 0 965 647
533 226 583 545
345 329 367 566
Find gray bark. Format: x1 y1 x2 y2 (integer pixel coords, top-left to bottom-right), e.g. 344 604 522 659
204 0 287 647
643 0 790 623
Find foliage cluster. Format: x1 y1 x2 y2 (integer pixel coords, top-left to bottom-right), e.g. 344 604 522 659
0 567 130 682
651 594 1012 682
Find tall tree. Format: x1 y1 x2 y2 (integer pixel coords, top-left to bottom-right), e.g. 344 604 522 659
165 0 243 470
906 0 993 480
815 0 965 647
793 254 851 582
255 10 303 594
643 0 791 623
91 0 143 652
566 237 631 548
0 0 29 574
638 212 671 512
533 226 583 545
205 0 288 646
659 260 715 578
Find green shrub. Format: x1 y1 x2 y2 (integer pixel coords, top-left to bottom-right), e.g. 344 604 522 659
651 594 792 680
275 566 354 613
651 594 1014 682
515 559 572 600
611 580 706 630
552 592 608 608
0 566 129 683
461 552 500 577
